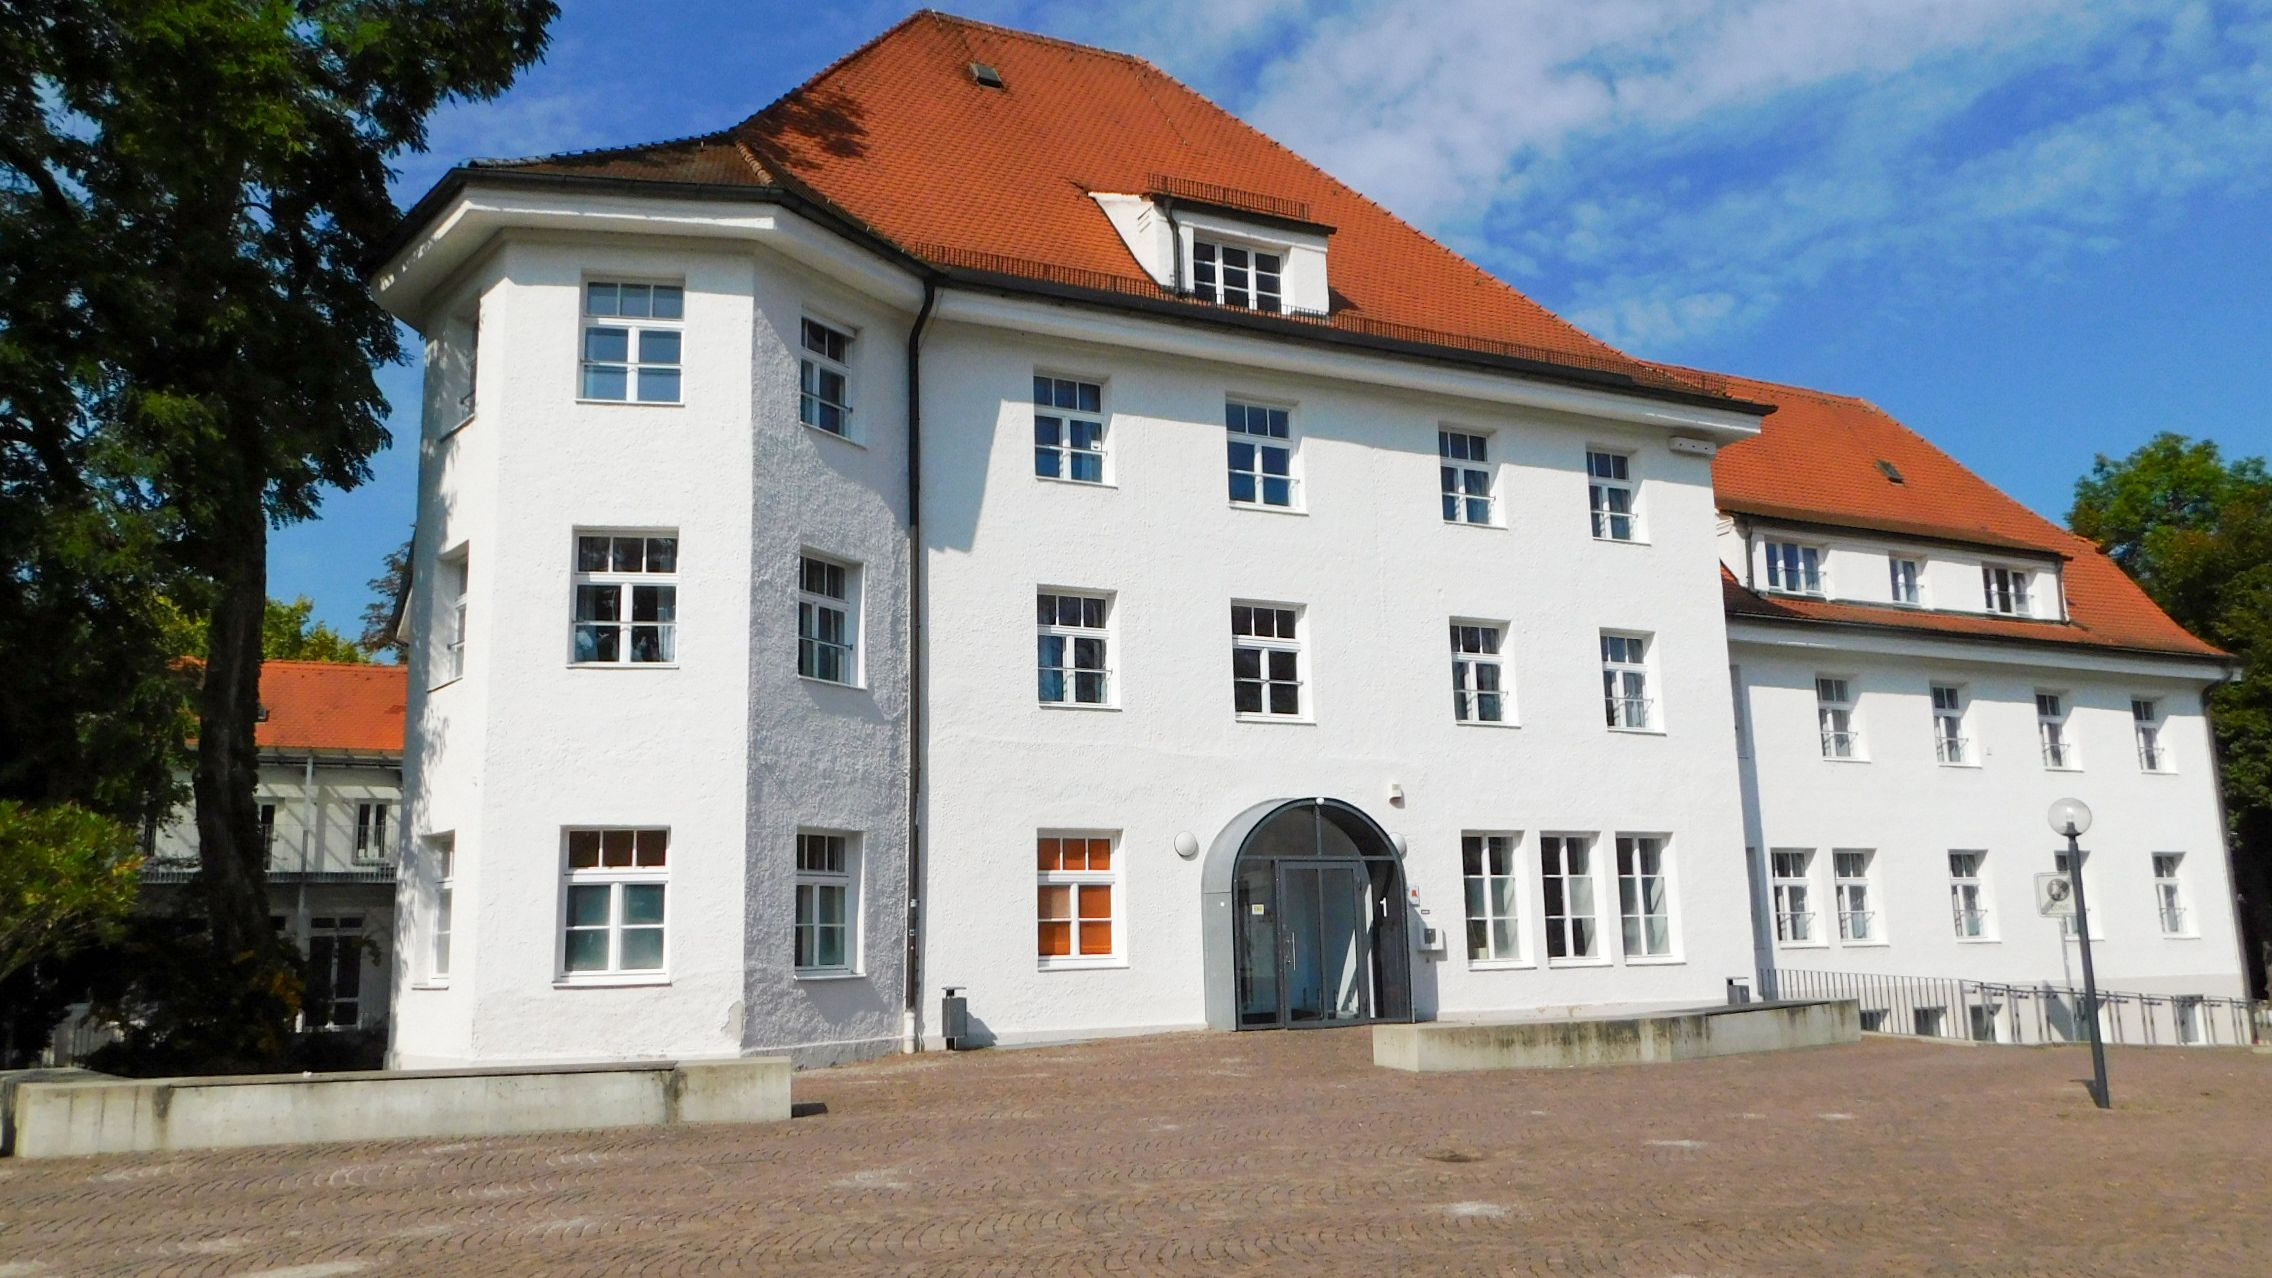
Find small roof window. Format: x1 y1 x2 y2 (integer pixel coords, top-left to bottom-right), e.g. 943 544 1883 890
1876 459 1905 484
969 62 1004 89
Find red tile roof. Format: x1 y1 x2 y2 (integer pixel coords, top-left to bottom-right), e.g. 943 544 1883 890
257 661 407 756
1708 376 2224 661
459 11 1747 407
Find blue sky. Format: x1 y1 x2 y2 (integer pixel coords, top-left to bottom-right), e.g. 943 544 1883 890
279 0 2272 640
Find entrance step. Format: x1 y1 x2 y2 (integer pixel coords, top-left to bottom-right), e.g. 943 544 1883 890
1373 1000 1859 1072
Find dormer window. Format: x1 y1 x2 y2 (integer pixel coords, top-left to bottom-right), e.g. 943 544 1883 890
1192 240 1281 312
1763 542 1824 596
1982 565 2031 616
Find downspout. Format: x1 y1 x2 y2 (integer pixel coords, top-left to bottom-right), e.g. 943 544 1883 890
2201 664 2264 1023
1738 516 1757 590
1159 196 1184 295
297 752 315 1026
903 276 941 1053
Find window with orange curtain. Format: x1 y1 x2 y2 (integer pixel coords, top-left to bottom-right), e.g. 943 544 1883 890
1036 833 1117 963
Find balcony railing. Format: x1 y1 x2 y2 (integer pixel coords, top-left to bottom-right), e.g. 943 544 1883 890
1952 907 1990 939
1774 910 1816 943
1763 967 2260 1049
1605 696 1652 730
1837 909 1877 942
2041 739 2075 769
1935 734 1969 765
2159 906 2188 935
1819 729 1861 759
2138 741 2168 772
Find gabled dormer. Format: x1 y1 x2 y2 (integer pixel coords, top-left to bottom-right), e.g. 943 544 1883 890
1092 176 1333 317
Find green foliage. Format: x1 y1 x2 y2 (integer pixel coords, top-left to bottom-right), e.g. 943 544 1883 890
2070 433 2272 992
0 801 144 986
162 594 371 663
81 917 308 1077
359 535 412 662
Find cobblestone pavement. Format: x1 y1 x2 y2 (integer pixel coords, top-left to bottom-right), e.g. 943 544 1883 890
3 1032 2269 1276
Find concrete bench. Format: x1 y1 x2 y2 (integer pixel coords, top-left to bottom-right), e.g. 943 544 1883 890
1374 999 1860 1072
8 1056 791 1159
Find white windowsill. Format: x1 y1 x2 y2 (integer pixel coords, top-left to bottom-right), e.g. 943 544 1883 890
2139 769 2177 777
1442 520 1506 531
1621 955 1685 966
1819 755 1872 764
1038 958 1127 972
2043 765 2085 774
1035 474 1116 490
1955 936 2001 945
1228 501 1308 517
1837 939 1891 949
428 674 464 694
1545 956 1613 969
1608 726 1666 737
1775 941 1831 951
1041 702 1122 712
2160 932 2201 941
576 398 683 409
795 969 867 982
1592 535 1650 546
803 421 864 448
1235 714 1315 726
1466 959 1536 972
409 980 452 991
568 662 679 671
799 674 868 692
440 412 474 441
1456 718 1522 729
553 974 671 989
1937 760 1982 770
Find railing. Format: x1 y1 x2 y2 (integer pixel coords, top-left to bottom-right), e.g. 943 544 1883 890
2042 739 2075 768
1605 696 1653 730
1836 909 1877 942
1820 729 1861 759
1935 734 1969 765
2138 741 2168 772
1773 911 1817 944
1764 968 2259 1048
1952 907 1990 938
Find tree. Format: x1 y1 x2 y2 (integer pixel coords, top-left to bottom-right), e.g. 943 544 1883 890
4 0 555 1056
164 594 370 663
2070 433 2272 996
358 535 411 662
0 801 142 987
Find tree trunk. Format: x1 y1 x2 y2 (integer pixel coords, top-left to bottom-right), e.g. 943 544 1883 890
192 514 272 960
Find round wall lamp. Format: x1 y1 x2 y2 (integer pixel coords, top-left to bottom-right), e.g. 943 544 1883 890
1173 831 1200 859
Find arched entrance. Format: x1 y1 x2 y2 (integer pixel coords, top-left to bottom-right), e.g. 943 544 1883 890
1200 799 1413 1030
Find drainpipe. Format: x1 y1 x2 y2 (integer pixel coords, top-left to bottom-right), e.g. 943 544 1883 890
1738 517 1757 590
2200 665 2263 1020
1159 196 1184 295
903 276 940 1053
297 753 315 1021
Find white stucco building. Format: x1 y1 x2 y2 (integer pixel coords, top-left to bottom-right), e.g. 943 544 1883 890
145 660 405 1031
370 12 2249 1067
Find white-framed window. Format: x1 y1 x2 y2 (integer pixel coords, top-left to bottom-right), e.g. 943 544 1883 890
581 281 683 404
1462 833 1521 964
1765 542 1825 596
1982 565 2032 616
1586 450 1637 541
2153 852 2189 936
2133 698 2169 772
1834 849 1876 942
1816 676 1860 759
1771 849 1817 944
1931 684 1969 764
437 545 469 685
1540 834 1598 961
798 318 853 435
1232 602 1303 719
425 832 454 982
1033 375 1105 483
797 554 858 685
1226 400 1296 508
2037 692 2076 769
1600 632 1652 730
258 802 278 855
1450 622 1508 724
572 532 678 665
1037 832 1117 965
1192 239 1282 312
1038 590 1111 707
353 802 390 865
794 831 858 975
1439 430 1495 525
561 828 667 977
2174 995 2205 1045
1949 850 1991 939
1616 835 1673 959
1889 556 1923 605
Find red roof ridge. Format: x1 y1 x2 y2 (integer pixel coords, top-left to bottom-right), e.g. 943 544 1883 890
256 658 400 670
1651 361 1877 412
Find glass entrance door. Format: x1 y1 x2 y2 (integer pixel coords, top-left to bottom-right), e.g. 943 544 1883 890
1277 860 1372 1026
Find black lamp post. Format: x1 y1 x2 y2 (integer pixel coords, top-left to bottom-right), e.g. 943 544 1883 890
2048 798 2110 1109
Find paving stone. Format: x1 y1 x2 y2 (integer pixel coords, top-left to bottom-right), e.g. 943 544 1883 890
1 1033 2266 1275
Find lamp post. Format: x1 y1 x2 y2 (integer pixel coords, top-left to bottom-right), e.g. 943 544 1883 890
2048 798 2110 1109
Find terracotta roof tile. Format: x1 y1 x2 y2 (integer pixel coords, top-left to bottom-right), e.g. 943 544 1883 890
256 661 406 755
475 11 1735 400
1707 378 2224 661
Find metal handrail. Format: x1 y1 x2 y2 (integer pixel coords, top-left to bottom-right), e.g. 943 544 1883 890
1764 967 2259 1048
1820 729 1862 758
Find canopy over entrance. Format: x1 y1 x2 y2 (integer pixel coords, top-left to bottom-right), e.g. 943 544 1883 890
1200 799 1414 1031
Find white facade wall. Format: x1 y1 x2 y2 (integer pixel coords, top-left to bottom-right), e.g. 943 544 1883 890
916 320 1759 1045
1732 628 2245 1003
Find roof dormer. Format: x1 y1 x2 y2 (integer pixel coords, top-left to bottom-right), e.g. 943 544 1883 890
1091 176 1333 317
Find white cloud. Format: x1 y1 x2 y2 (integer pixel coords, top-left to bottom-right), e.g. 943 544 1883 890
1022 0 2272 351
